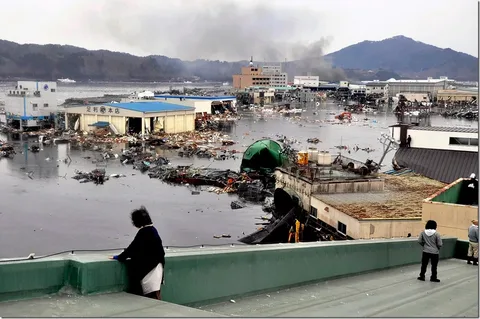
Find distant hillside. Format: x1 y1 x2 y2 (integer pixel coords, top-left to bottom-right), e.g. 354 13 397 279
325 35 478 81
0 36 477 82
0 40 246 82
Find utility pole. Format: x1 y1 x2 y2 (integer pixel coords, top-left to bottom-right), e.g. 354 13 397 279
377 133 399 169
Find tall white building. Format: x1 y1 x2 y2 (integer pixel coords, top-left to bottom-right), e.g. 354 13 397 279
364 81 389 97
261 63 288 87
4 81 62 128
294 76 320 87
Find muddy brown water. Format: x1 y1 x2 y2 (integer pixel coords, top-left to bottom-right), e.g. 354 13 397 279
0 82 473 258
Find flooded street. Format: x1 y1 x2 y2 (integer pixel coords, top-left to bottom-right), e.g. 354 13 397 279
0 82 474 258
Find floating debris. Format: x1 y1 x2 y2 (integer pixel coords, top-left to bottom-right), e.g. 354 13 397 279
213 234 232 239
29 145 40 153
0 143 15 158
72 169 108 185
307 138 321 144
230 201 246 210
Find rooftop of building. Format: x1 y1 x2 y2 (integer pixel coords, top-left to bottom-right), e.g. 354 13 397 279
88 102 195 113
278 154 382 183
0 258 475 317
0 238 473 317
386 78 452 84
439 88 479 93
277 166 379 183
389 124 479 134
0 292 221 317
313 173 445 219
408 126 479 134
393 147 479 184
154 95 236 101
203 259 478 317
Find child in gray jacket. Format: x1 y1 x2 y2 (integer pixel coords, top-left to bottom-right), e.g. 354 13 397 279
417 220 443 282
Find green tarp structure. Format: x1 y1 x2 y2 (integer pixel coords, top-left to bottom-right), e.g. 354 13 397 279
240 139 286 173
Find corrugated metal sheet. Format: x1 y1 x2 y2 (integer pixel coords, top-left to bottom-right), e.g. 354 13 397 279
409 126 478 133
165 115 175 133
393 148 479 184
111 116 126 134
83 114 96 131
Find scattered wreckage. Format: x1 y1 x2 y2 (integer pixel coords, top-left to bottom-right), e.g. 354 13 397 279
72 169 109 185
72 169 126 185
239 187 347 245
0 143 15 158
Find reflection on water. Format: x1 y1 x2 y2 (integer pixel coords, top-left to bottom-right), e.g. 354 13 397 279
0 134 65 180
0 84 476 258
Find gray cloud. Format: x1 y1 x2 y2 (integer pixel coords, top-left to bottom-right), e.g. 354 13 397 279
81 0 345 79
84 0 331 61
0 0 477 59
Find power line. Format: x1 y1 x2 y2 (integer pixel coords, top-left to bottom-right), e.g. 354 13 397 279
0 243 247 263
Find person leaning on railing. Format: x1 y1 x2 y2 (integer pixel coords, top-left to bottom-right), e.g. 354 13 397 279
110 206 166 300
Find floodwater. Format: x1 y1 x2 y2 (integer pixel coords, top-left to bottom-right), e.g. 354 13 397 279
0 82 475 258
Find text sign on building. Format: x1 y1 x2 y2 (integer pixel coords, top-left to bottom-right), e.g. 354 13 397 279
86 106 120 114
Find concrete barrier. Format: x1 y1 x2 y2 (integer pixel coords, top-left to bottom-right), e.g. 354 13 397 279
0 238 458 305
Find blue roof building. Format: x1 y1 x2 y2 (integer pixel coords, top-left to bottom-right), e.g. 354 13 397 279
103 102 194 113
64 101 196 135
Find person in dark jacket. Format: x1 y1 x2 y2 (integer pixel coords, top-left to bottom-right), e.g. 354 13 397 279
110 206 166 300
417 220 443 282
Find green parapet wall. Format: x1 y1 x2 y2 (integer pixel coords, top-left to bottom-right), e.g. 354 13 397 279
0 258 68 302
430 180 463 204
0 238 458 305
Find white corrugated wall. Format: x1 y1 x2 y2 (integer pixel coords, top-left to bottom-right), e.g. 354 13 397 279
165 115 175 133
83 115 97 131
185 114 195 131
174 115 184 133
110 116 126 135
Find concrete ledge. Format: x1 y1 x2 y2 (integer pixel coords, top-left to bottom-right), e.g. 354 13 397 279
0 238 459 306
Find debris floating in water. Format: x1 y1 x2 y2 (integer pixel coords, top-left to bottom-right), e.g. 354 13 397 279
72 169 108 185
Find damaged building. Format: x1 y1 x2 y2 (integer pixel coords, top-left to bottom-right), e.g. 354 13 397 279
3 81 63 130
64 102 195 135
310 174 445 239
274 153 446 240
152 95 237 116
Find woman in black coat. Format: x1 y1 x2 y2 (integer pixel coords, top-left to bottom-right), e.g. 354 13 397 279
110 206 166 300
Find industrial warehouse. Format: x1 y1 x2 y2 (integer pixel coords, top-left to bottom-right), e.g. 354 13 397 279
64 101 195 135
153 95 237 115
123 92 237 115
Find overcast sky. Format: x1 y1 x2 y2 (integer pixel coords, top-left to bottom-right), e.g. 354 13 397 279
1 0 478 61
